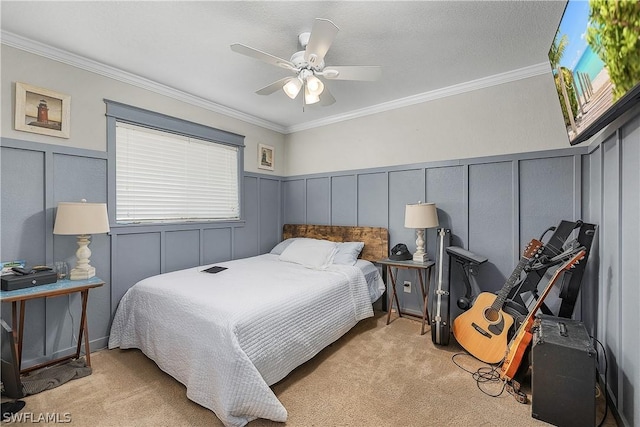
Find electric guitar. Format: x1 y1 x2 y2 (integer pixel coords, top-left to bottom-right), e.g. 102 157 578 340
452 239 543 364
499 249 586 381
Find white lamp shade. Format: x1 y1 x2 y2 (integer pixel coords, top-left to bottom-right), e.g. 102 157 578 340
304 85 320 105
283 77 303 99
305 75 325 96
404 202 439 229
53 201 110 235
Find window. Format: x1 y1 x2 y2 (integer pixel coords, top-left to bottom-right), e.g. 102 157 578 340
106 101 244 224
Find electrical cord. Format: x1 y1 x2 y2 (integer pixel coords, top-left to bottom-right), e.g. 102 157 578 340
451 352 527 402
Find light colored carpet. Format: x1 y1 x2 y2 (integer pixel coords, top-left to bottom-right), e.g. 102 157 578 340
10 312 616 426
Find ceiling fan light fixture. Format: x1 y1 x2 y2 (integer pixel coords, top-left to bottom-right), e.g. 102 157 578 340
306 74 324 96
283 77 303 99
304 85 320 105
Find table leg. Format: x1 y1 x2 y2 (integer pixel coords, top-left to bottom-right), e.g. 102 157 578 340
76 290 91 367
420 267 432 334
386 266 402 324
11 301 21 372
17 301 26 372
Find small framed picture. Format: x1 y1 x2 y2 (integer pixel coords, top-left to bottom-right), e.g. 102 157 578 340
15 82 70 139
258 143 275 171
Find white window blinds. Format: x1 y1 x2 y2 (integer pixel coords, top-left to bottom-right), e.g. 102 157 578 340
116 122 239 223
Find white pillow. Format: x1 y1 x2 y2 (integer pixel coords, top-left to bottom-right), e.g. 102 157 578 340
279 239 338 270
333 242 365 266
270 238 304 255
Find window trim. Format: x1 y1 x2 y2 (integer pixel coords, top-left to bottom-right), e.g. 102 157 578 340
105 100 245 227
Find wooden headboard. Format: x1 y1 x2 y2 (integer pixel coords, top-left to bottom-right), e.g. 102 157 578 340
282 224 389 262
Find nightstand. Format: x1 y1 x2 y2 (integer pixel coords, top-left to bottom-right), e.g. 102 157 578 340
377 258 435 335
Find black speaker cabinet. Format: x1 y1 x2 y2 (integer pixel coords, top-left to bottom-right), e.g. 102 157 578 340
532 314 596 427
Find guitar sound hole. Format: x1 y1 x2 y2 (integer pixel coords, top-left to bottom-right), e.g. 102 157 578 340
484 308 500 322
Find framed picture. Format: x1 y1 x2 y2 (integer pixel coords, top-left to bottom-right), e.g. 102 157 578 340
15 82 70 138
258 143 275 171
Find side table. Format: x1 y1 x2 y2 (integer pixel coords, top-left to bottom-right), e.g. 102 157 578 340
0 277 104 374
377 258 435 335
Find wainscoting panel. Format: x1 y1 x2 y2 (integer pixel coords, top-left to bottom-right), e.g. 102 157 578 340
259 177 282 254
112 232 161 308
203 227 232 264
283 179 305 224
519 156 575 249
602 137 621 402
165 229 200 272
331 175 357 226
580 147 600 337
1 146 48 361
389 169 426 251
357 172 388 227
0 147 47 266
306 177 331 226
425 165 468 318
234 176 259 259
468 161 515 293
425 165 467 247
50 152 111 352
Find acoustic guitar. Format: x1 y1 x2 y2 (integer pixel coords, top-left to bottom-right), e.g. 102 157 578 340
499 249 586 381
452 239 543 364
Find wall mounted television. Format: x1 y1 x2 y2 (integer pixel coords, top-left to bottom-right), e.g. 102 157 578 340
549 0 640 146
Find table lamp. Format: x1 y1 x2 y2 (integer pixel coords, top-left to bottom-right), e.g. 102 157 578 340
53 199 110 280
404 202 439 262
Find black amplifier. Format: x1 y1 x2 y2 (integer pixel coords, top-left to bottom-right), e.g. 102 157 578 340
1 271 58 291
531 314 596 427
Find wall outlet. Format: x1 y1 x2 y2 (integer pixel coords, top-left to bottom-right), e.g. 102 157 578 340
403 280 411 293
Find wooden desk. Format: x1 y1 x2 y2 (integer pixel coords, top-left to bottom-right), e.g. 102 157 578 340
377 259 435 335
0 277 104 374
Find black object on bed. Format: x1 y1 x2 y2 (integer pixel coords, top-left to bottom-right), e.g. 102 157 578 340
202 266 228 274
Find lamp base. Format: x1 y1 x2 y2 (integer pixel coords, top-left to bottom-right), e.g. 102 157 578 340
413 253 429 263
70 266 95 281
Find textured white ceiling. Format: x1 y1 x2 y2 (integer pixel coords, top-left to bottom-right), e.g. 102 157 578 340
1 1 567 132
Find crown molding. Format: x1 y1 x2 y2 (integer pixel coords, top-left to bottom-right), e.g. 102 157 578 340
1 31 287 134
3 30 550 136
284 62 551 133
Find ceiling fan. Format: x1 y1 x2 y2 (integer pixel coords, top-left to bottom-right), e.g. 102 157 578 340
230 18 382 107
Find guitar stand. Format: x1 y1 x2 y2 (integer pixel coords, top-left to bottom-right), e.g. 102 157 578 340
446 246 488 311
505 220 596 320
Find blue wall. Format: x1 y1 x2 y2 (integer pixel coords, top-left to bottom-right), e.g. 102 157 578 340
282 150 581 320
581 107 640 427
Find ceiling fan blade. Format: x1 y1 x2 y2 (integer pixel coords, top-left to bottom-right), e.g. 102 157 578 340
231 43 296 71
319 86 336 106
304 18 339 67
256 77 292 95
322 66 382 81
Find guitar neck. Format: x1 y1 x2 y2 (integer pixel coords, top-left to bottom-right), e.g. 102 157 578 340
492 258 528 310
490 239 542 311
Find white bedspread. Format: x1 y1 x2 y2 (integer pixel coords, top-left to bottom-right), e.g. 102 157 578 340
108 254 376 426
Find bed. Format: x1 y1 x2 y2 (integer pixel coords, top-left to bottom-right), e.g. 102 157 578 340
108 224 388 427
